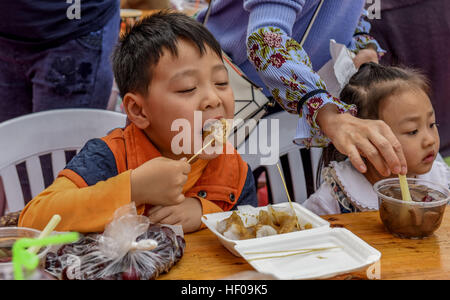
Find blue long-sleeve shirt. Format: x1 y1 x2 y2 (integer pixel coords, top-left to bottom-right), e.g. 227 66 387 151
197 0 384 147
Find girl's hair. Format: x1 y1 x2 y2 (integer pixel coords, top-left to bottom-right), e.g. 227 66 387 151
316 62 430 188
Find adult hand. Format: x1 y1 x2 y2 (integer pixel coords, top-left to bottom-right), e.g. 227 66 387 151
353 48 379 69
317 104 407 176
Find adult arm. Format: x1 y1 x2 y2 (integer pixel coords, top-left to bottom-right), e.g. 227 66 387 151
244 0 406 175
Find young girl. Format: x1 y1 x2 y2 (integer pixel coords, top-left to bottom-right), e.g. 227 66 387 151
303 63 450 215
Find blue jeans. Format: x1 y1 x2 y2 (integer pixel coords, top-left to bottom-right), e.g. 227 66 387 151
0 8 120 123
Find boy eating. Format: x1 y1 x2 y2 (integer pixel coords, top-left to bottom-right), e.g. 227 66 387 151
19 11 258 233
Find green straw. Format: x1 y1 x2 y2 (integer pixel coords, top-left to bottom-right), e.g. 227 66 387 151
12 232 79 280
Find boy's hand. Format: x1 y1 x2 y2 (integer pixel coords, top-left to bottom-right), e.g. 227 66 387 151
146 197 203 233
131 157 191 207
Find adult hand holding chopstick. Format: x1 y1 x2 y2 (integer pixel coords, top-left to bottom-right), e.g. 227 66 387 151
317 105 408 176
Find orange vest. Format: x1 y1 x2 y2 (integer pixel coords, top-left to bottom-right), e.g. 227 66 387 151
60 123 249 212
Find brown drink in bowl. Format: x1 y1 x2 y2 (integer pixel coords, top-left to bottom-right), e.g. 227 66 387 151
374 178 449 239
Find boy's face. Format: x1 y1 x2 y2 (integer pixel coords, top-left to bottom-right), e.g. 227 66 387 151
142 39 234 160
379 89 440 176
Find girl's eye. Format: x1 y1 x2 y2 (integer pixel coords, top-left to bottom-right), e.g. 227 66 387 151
177 88 196 93
430 122 439 128
216 82 229 87
408 129 418 136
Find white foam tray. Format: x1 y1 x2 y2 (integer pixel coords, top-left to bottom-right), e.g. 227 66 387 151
201 203 381 279
236 227 381 280
201 202 330 257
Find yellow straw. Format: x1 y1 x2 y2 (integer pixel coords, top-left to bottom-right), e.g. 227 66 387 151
276 163 300 230
398 175 412 202
28 214 61 254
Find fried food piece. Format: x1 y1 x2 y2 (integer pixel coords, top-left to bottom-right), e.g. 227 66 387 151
277 216 298 234
217 206 304 240
202 118 229 146
267 206 299 234
257 210 278 229
255 225 278 238
217 211 255 240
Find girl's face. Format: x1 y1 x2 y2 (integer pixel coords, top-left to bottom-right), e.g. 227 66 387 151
379 88 440 176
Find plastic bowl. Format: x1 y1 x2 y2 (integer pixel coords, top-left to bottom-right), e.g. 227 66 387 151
374 178 449 239
0 227 50 279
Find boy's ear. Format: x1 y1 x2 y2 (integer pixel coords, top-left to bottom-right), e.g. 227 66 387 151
122 92 151 129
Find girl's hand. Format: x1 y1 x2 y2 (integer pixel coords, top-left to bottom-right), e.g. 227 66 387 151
145 197 203 233
317 104 407 176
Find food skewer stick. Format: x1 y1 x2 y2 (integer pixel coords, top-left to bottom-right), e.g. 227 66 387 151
187 138 215 164
276 163 301 230
187 119 229 164
398 174 412 202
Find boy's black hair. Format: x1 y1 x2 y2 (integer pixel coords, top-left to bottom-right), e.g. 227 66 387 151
316 62 430 188
112 11 223 98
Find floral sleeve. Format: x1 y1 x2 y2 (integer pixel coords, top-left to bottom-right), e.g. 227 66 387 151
247 26 356 148
348 9 386 58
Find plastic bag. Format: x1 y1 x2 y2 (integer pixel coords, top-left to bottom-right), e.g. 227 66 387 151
45 203 185 280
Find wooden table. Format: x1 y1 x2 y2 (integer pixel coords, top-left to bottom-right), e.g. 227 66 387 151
159 208 450 280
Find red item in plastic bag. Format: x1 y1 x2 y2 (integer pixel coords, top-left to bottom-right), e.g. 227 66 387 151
45 204 185 280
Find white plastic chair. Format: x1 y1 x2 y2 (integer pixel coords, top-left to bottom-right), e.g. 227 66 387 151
0 109 127 214
238 111 323 204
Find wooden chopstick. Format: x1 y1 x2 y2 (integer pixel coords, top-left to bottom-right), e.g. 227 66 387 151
276 163 301 230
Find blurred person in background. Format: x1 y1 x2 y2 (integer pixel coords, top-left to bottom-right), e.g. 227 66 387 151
0 0 120 123
0 1 120 215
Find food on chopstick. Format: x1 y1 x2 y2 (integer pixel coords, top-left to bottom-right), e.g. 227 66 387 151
202 118 229 147
188 118 230 164
216 205 312 241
